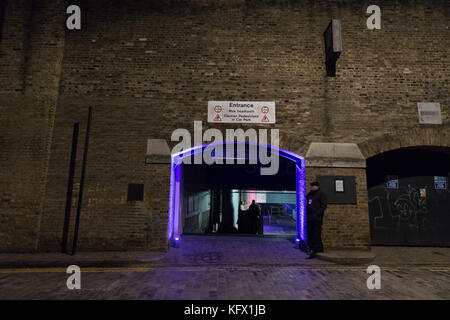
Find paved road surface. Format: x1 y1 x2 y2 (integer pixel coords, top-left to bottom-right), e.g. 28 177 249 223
1 235 449 299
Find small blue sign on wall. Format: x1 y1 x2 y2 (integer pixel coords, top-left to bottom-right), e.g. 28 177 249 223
434 176 447 190
386 179 399 189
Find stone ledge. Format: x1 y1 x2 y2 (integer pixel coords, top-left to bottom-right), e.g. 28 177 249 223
316 249 375 265
145 154 171 164
146 139 171 164
305 142 366 168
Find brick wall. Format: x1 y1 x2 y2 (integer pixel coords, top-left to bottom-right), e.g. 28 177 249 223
0 0 66 252
1 0 449 251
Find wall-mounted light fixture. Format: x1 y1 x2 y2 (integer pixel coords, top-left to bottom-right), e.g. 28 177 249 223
323 19 342 77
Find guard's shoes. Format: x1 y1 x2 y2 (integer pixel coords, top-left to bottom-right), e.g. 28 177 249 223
306 252 316 259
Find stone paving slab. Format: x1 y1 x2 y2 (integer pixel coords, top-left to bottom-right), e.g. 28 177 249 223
0 235 449 269
0 236 449 300
371 246 450 267
0 265 448 300
160 235 450 268
161 235 332 267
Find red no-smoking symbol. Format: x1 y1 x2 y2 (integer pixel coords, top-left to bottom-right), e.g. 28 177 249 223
214 105 222 113
261 106 269 114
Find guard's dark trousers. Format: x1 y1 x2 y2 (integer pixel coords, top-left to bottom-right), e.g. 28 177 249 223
307 219 324 253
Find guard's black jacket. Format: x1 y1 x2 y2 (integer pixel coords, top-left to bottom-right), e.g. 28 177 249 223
306 190 328 221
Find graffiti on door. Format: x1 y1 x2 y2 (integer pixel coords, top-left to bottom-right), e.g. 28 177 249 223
370 185 430 232
368 176 450 246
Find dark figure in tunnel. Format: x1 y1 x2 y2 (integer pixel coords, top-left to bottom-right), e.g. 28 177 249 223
248 200 261 234
306 181 327 259
237 201 248 233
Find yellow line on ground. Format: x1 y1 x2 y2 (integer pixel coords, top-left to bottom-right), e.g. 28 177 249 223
0 266 448 274
0 267 156 274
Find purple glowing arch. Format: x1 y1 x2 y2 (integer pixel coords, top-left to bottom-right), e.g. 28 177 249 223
167 142 306 244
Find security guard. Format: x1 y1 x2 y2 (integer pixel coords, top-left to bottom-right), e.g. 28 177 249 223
306 181 327 258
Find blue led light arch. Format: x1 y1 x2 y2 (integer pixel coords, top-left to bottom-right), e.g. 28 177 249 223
167 142 306 245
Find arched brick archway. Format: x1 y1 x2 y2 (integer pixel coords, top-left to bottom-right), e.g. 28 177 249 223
168 142 307 246
361 128 450 246
358 128 450 159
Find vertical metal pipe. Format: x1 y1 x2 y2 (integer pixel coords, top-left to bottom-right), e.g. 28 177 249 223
61 122 79 253
72 107 92 255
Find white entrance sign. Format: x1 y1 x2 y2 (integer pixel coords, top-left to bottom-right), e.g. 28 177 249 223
208 101 276 124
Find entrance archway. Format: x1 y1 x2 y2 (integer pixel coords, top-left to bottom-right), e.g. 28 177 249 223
167 142 306 246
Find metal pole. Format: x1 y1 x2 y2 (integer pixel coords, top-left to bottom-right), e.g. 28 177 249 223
72 107 92 255
62 122 79 253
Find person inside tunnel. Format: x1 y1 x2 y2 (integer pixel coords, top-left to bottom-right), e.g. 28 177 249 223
248 200 261 234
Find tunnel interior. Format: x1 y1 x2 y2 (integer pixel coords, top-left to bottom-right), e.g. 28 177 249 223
180 151 298 237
